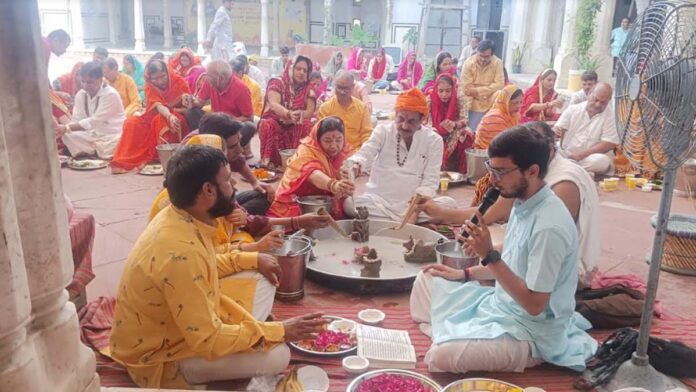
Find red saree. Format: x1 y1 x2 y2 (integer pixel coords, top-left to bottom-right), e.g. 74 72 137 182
111 61 191 171
259 56 316 167
429 74 473 173
268 118 351 218
520 69 560 123
56 62 84 96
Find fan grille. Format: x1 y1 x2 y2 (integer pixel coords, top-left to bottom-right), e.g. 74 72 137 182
615 0 696 171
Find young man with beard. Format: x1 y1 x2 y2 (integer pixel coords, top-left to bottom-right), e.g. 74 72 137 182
110 145 325 388
409 127 596 374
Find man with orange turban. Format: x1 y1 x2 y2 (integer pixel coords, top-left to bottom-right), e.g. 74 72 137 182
342 88 457 222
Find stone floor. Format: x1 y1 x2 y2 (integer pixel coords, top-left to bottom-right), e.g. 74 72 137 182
62 93 696 322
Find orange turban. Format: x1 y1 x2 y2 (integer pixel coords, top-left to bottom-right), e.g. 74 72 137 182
394 88 428 117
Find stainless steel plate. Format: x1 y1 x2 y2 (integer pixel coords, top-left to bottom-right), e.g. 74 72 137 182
304 219 446 293
441 171 467 184
441 378 523 392
288 315 357 357
346 369 442 391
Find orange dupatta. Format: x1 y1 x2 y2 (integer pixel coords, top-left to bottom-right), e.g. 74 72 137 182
168 48 202 77
268 117 352 218
111 60 191 171
56 62 84 96
473 84 521 150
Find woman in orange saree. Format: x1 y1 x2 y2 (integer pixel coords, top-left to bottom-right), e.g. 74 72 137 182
519 68 563 123
110 60 191 173
168 47 204 91
473 84 523 150
258 55 316 168
268 116 354 219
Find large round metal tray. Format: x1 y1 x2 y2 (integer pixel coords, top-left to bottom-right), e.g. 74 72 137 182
303 219 446 294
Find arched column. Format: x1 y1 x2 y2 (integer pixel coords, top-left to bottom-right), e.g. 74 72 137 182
0 1 98 391
261 0 270 56
197 0 206 55
133 0 146 51
163 0 173 48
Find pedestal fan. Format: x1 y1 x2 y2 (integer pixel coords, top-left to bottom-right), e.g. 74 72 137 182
609 1 696 390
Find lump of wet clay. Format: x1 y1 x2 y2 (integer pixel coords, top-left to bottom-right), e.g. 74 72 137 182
402 236 437 263
360 248 382 278
351 206 370 243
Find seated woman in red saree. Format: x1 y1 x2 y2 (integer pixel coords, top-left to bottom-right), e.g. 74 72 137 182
53 61 84 97
268 116 354 219
168 47 204 92
473 84 523 150
426 74 473 174
519 68 564 123
258 55 316 168
111 60 191 173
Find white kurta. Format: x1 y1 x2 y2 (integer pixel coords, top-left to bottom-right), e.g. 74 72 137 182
206 6 234 61
63 85 125 159
347 122 455 221
556 102 620 174
545 155 601 286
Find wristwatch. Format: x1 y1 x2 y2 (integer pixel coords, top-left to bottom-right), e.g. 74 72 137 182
481 250 501 266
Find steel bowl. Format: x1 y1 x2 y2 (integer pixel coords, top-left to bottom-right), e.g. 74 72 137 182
296 195 333 214
346 369 442 392
156 143 180 175
435 240 479 269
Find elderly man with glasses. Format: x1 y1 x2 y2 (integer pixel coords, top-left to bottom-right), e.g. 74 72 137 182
317 70 373 150
410 125 597 375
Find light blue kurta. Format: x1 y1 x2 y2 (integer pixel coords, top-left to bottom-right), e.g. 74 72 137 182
430 185 597 371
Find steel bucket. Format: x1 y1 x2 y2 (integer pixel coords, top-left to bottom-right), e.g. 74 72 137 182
156 143 181 175
269 236 312 301
279 148 296 171
435 240 479 269
465 148 488 183
296 195 333 215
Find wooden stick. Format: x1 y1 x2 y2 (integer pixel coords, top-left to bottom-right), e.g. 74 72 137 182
317 207 350 238
394 193 423 230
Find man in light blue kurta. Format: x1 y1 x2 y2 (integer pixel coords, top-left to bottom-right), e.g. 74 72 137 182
410 126 597 374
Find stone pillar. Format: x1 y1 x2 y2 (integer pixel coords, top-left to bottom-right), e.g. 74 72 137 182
504 0 530 71
529 0 555 71
592 0 616 83
133 0 146 51
554 0 580 88
69 0 85 49
323 0 333 45
163 0 173 48
261 0 270 56
417 0 431 57
0 2 98 392
383 0 392 45
107 0 118 45
272 0 280 52
197 0 206 55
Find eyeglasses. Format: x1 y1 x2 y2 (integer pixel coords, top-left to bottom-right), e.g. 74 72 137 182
484 160 519 180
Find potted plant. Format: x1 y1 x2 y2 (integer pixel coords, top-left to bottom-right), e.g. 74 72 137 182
570 0 603 91
511 42 528 74
402 27 419 51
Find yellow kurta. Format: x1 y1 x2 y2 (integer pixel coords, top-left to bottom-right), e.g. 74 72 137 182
149 188 254 248
461 55 505 112
241 74 263 117
110 206 284 389
317 96 372 150
109 72 143 117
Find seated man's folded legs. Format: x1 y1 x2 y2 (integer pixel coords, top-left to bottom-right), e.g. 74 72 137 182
220 271 276 321
410 270 433 323
578 153 612 175
425 335 542 373
235 190 271 216
179 343 291 385
62 131 96 157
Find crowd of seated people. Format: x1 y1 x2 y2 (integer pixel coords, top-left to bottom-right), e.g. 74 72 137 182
43 27 638 389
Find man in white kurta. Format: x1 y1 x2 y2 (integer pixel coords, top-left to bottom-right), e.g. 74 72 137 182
554 83 619 176
56 61 125 159
205 1 234 61
344 88 456 222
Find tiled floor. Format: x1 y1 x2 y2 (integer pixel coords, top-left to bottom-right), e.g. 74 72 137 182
62 93 696 320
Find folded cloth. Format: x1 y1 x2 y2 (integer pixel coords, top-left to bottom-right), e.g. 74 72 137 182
590 271 663 317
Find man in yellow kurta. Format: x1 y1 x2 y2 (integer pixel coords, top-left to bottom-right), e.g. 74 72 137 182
110 145 325 388
461 39 505 131
317 71 372 150
102 57 143 117
232 55 264 117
